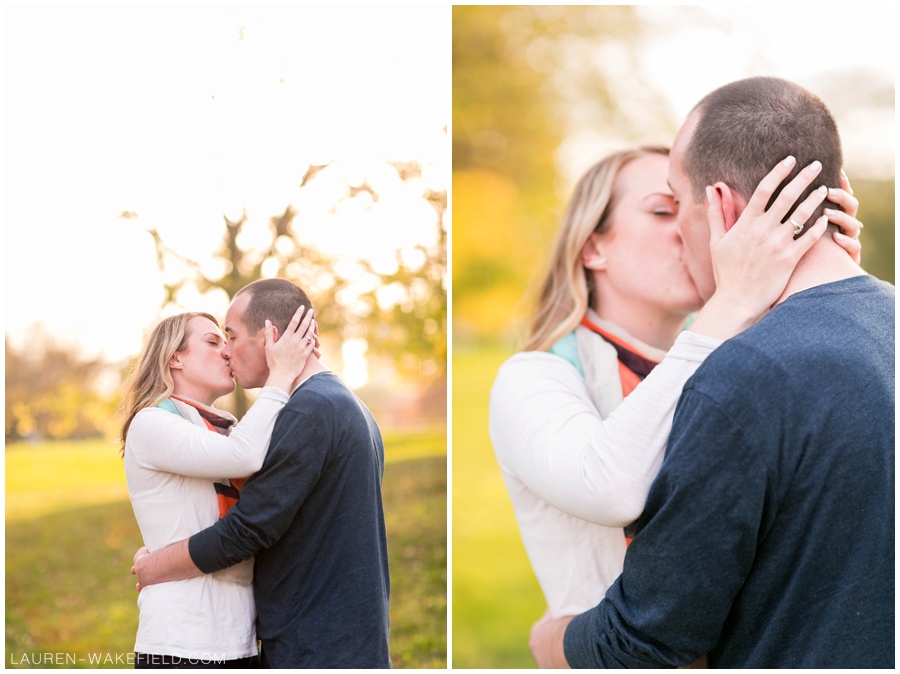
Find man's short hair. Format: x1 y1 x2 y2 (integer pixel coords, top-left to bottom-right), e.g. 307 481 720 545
234 278 313 335
685 77 842 230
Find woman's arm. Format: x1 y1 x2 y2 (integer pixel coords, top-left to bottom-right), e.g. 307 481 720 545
127 387 290 478
127 305 318 478
490 332 718 527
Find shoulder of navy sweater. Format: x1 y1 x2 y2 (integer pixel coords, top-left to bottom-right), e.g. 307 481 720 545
275 372 382 443
684 277 893 402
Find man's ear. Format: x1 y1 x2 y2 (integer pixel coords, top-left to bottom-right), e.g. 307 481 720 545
581 235 608 270
259 324 277 346
713 182 748 232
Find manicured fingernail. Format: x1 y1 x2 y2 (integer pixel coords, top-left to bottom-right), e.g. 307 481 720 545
817 185 827 195
783 155 796 167
824 208 836 216
266 320 271 328
705 186 713 201
828 187 840 197
810 160 822 173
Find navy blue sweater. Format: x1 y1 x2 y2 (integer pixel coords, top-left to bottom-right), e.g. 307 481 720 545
565 276 895 668
190 372 390 668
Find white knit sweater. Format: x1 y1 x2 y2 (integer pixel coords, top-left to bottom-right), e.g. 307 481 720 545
124 387 288 659
489 324 721 617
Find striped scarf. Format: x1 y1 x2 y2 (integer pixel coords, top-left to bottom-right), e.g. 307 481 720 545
160 396 244 518
577 316 662 544
579 316 660 393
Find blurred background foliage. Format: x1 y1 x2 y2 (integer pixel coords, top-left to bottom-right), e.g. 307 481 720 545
451 5 894 669
5 157 446 444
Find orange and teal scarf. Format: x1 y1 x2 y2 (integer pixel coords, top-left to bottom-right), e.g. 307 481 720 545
579 316 660 394
158 396 243 518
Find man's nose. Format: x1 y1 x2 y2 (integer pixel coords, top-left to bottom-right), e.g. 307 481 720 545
675 219 688 245
222 343 232 359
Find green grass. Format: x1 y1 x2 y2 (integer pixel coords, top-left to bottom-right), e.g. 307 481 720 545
5 440 129 522
6 432 446 669
451 341 546 668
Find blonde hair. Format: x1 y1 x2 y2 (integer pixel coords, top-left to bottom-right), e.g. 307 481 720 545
523 146 669 351
119 312 218 453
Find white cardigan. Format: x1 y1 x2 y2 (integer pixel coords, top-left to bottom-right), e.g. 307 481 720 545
489 326 721 617
124 387 288 660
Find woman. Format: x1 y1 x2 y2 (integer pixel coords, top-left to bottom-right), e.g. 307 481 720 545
121 305 315 668
489 147 861 624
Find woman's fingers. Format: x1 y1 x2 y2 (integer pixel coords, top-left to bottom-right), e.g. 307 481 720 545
832 231 862 265
784 185 828 238
825 207 862 239
706 185 727 243
306 320 320 348
744 155 800 216
766 160 824 223
284 305 306 333
265 307 314 348
828 170 863 266
829 186 859 219
297 308 315 338
839 168 854 196
786 215 829 260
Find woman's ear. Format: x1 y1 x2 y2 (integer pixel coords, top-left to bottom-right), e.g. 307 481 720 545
581 235 608 270
169 354 184 370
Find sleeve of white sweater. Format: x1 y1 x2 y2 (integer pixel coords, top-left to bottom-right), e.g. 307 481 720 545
489 331 720 527
127 387 290 478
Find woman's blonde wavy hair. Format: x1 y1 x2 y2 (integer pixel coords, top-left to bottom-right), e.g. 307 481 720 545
119 312 219 454
523 146 669 352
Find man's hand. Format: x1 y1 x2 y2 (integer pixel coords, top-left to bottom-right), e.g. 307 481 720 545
529 610 574 669
131 546 151 592
128 539 201 590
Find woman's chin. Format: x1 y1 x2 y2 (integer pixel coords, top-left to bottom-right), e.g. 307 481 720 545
686 295 705 313
676 279 705 312
216 382 237 398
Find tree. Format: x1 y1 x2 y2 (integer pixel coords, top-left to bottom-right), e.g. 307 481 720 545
452 6 669 341
5 327 119 443
360 169 447 381
129 158 446 415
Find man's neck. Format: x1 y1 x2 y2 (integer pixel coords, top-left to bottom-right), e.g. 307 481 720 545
289 357 329 394
776 236 865 305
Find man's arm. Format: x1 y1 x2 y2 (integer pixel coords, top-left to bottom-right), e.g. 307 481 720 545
188 406 328 574
558 382 771 668
130 405 327 587
132 541 202 588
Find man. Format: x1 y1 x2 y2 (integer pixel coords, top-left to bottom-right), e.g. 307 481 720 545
134 278 391 668
530 77 894 668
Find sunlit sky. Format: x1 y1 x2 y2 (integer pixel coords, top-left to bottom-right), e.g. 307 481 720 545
557 5 895 183
4 4 895 368
4 4 449 371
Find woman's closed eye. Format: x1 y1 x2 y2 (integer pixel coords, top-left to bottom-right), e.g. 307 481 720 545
644 193 677 218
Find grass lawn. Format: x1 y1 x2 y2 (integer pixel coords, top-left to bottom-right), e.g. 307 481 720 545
451 341 546 668
6 429 446 669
